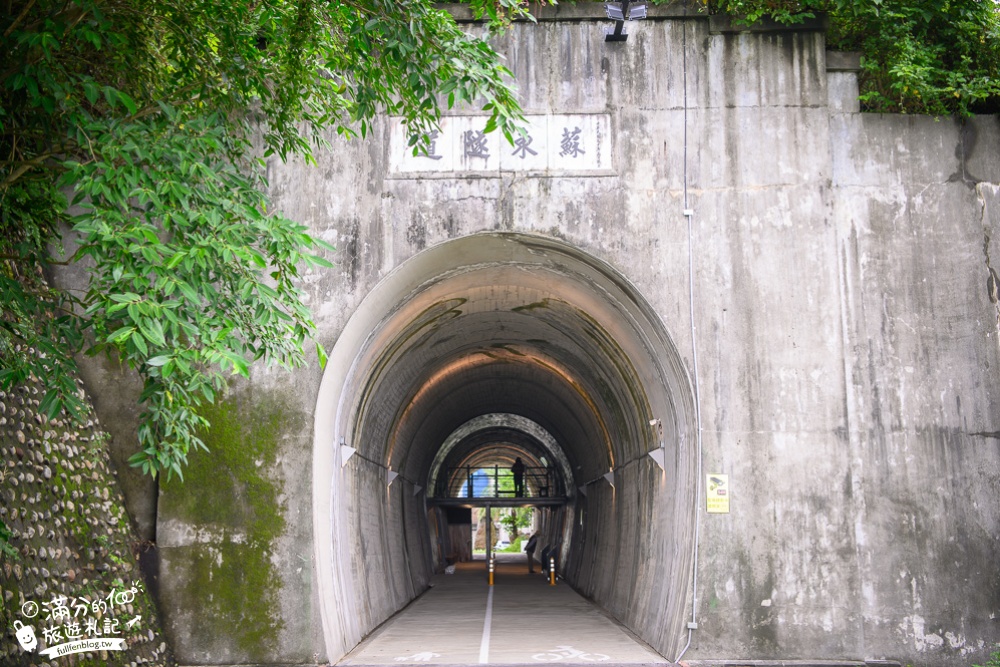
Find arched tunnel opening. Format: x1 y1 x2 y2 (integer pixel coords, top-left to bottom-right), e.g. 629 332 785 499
427 414 574 563
313 232 699 660
430 414 573 498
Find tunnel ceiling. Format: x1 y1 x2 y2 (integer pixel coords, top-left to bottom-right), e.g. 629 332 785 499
437 427 550 477
330 233 693 495
355 284 645 488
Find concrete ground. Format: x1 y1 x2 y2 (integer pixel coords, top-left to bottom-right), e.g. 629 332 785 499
337 553 670 667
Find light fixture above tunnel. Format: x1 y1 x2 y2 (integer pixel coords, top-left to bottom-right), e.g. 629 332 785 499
647 447 665 470
604 0 647 42
340 439 357 467
647 418 665 470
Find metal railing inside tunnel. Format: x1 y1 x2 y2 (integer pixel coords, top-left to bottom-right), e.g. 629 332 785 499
438 465 563 499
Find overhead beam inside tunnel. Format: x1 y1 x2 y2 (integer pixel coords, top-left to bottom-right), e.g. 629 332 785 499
313 232 698 661
427 413 575 500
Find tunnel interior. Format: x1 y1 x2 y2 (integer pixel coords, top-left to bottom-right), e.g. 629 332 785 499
428 415 569 499
314 233 698 659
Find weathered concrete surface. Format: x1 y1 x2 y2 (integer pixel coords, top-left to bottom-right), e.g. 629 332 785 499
156 381 323 665
827 114 1000 660
65 8 1000 667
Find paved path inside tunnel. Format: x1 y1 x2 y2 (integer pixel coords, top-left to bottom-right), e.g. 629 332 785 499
337 554 670 667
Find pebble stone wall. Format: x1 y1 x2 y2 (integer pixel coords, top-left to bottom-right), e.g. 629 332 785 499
0 372 171 667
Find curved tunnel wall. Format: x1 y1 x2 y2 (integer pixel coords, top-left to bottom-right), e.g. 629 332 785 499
313 233 698 659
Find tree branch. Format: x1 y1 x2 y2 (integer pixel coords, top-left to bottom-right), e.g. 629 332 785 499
0 254 73 266
17 2 89 38
3 0 38 38
0 151 58 190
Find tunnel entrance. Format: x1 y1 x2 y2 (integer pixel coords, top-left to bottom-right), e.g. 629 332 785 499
314 233 698 660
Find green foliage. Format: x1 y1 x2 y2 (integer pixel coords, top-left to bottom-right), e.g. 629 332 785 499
700 0 1000 116
699 0 825 25
973 650 1000 667
498 535 525 552
499 507 532 539
831 0 1000 116
0 518 18 562
1 0 538 478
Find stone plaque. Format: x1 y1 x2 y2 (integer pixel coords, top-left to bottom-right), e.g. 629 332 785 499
390 114 612 175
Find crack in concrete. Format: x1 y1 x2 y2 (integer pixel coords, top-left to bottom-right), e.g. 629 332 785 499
496 172 523 231
978 183 1000 348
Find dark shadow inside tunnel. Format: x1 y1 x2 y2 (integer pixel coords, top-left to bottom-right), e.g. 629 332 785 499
313 232 698 660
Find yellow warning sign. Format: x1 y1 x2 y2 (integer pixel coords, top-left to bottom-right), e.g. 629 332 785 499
706 474 730 514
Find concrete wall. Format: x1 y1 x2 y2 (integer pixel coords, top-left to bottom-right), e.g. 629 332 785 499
826 114 1000 659
81 7 1000 667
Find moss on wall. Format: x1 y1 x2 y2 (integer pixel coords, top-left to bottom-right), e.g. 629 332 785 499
160 390 291 657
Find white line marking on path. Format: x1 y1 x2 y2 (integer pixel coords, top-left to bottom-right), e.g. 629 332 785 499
479 587 494 664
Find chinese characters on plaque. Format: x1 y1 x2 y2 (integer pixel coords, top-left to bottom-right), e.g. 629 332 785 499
390 115 612 174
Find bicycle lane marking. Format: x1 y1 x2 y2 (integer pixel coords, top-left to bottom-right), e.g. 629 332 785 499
479 586 494 664
532 645 610 662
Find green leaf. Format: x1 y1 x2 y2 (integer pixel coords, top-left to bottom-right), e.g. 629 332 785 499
107 326 135 343
138 318 166 347
305 253 334 268
83 81 99 105
166 251 187 269
118 90 138 115
316 341 329 370
177 281 200 302
39 390 63 420
131 332 149 356
222 351 250 376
